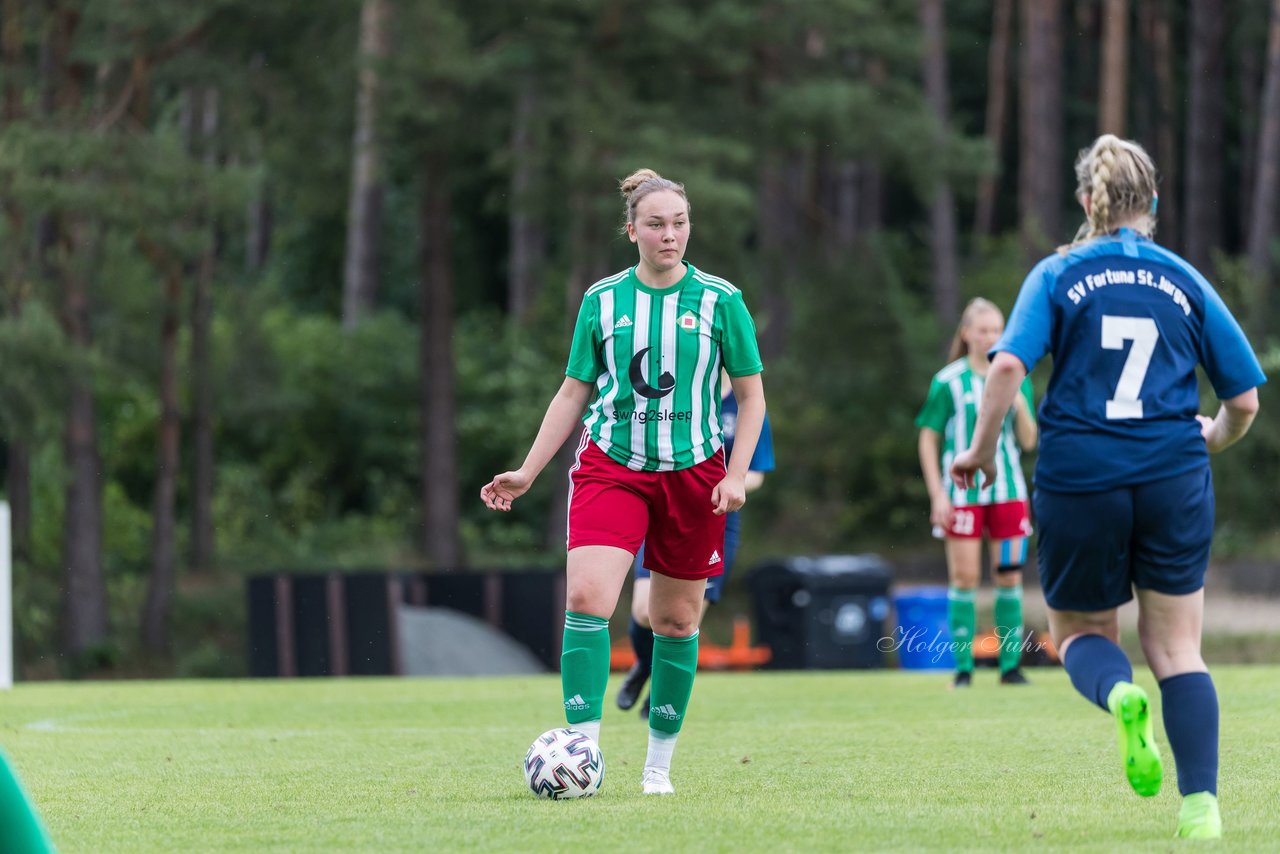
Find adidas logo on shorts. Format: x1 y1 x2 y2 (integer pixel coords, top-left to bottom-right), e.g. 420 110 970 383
708 550 721 565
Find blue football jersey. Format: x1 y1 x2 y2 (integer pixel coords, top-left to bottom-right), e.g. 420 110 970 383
995 228 1266 492
720 391 775 473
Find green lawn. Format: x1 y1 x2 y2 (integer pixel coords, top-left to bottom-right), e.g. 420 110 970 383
2 667 1277 852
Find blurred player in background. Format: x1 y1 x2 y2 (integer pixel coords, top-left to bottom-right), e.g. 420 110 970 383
482 168 766 796
951 135 1264 839
617 368 775 716
917 298 1037 688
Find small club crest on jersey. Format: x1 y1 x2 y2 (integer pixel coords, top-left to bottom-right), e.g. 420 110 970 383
679 311 699 331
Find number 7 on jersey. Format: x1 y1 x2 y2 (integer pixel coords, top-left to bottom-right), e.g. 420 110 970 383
1101 314 1159 420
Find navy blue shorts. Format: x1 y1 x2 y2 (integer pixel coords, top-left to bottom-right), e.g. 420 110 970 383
635 511 740 604
1033 466 1214 612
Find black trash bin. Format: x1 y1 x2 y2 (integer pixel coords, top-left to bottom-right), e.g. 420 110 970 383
748 555 892 669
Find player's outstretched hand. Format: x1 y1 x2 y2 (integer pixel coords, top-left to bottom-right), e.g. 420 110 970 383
481 470 533 511
950 449 994 493
711 474 746 516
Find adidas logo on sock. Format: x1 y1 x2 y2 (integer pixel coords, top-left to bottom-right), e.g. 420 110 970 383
708 550 721 565
652 703 680 721
564 694 588 711
614 315 633 329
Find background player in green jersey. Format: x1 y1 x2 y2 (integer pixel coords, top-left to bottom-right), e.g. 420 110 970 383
917 297 1037 688
482 168 766 796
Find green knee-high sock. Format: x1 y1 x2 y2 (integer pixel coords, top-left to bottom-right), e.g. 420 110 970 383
994 585 1024 673
649 631 699 736
0 749 56 854
561 612 610 727
948 587 977 673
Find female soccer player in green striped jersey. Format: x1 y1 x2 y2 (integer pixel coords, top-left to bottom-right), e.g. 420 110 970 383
917 298 1037 688
482 168 766 795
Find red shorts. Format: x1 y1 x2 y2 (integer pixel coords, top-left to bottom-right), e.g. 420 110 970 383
946 500 1032 540
567 435 726 580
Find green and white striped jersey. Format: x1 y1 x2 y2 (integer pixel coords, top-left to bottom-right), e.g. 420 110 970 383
916 358 1035 506
566 262 763 471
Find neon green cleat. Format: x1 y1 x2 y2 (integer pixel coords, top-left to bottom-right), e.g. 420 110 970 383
1106 682 1163 797
1176 791 1222 839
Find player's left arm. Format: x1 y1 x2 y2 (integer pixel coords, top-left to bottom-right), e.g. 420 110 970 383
951 352 1026 490
715 372 764 515
1198 388 1260 453
714 291 765 514
1195 280 1267 453
743 411 774 494
1012 378 1037 452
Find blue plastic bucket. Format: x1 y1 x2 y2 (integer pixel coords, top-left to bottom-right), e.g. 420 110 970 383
891 587 955 670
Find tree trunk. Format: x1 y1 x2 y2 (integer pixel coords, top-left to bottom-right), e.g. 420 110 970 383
60 225 109 659
191 86 219 572
2 0 31 565
1246 0 1280 330
1 0 19 120
975 0 1012 238
341 0 391 330
1098 0 1129 135
859 58 887 236
755 152 798 360
920 0 959 332
508 76 546 321
141 260 182 653
823 160 858 250
1240 24 1264 251
1019 0 1064 256
246 180 273 273
419 152 462 569
42 5 106 663
1182 0 1225 269
6 444 29 564
545 183 608 551
1141 0 1178 252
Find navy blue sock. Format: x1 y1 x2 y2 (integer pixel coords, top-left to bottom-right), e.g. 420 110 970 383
1160 671 1219 796
1062 634 1133 712
630 617 655 674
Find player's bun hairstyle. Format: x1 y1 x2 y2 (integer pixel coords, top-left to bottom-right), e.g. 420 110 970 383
619 168 689 230
1063 134 1158 252
948 297 1003 362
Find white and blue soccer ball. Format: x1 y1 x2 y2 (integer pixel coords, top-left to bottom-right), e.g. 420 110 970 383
523 728 605 799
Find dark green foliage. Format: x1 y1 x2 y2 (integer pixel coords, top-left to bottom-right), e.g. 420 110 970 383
0 0 1277 675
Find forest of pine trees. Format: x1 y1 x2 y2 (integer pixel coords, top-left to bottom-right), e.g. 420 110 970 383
1 0 1278 674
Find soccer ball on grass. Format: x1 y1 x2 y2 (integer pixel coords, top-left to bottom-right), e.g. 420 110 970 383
523 728 605 799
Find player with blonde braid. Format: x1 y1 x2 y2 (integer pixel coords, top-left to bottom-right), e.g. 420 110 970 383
952 135 1264 839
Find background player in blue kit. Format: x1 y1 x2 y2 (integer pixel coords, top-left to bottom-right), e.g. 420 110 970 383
617 369 775 716
951 135 1264 840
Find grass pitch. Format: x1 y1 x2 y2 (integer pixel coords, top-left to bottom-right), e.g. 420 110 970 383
2 667 1278 852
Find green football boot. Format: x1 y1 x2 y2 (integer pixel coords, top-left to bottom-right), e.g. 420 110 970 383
1106 681 1163 797
1176 792 1222 839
